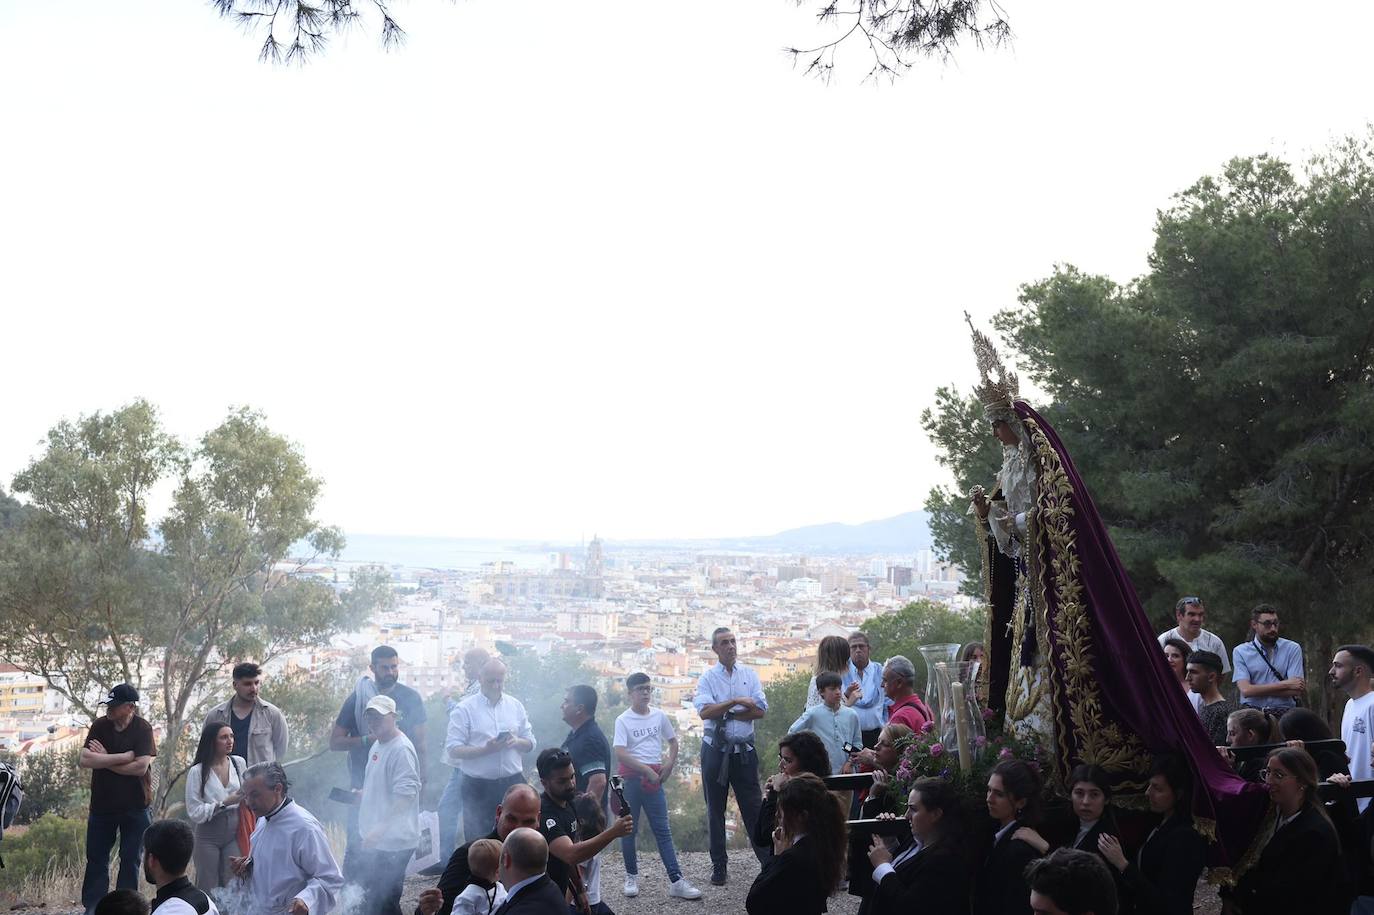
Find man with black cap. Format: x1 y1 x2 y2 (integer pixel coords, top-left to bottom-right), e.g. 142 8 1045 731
79 683 158 915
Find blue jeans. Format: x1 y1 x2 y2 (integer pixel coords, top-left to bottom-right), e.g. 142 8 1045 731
82 807 152 915
619 775 681 882
699 744 768 871
437 768 464 857
460 772 526 846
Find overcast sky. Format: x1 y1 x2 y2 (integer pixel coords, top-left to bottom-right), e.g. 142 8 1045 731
2 1 1372 542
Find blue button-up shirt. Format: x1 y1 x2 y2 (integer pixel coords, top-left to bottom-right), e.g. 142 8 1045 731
1232 637 1304 711
842 659 888 732
694 662 767 747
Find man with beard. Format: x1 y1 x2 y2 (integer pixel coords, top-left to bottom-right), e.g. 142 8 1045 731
142 820 219 915
1328 645 1374 813
1231 604 1305 714
331 646 428 881
535 749 633 911
415 783 542 915
204 661 289 766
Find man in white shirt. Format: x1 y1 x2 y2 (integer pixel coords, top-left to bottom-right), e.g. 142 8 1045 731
615 672 701 900
447 659 536 845
693 627 769 885
1328 645 1374 814
143 820 219 915
432 647 492 869
357 695 421 915
1156 596 1230 676
232 763 343 915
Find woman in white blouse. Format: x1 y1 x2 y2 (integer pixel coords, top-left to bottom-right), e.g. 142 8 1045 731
185 721 247 890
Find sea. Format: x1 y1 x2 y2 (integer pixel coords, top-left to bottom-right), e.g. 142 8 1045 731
330 533 559 571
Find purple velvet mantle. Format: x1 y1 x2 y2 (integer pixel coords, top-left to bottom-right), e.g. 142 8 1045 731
1017 402 1267 866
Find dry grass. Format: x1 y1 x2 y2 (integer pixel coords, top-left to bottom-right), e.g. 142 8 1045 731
4 857 84 910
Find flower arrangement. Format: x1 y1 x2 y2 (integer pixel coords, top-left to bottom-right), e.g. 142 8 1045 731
882 708 1049 812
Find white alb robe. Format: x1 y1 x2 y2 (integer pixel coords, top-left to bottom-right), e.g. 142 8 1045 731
245 798 343 915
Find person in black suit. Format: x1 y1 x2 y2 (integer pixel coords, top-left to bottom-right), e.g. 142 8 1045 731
972 760 1042 915
1230 747 1350 915
754 730 830 848
1014 765 1120 863
861 776 969 915
745 773 846 915
493 828 566 915
415 784 542 915
1097 754 1205 915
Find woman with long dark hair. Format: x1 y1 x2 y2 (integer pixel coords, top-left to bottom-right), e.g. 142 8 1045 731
972 759 1042 915
746 773 847 915
1231 747 1350 915
1161 638 1201 714
1013 763 1120 862
184 720 247 890
1098 754 1205 915
754 730 831 847
862 777 969 915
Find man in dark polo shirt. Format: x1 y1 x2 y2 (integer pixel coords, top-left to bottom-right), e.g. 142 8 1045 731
143 820 218 915
560 685 610 804
535 749 633 910
415 784 541 915
79 684 157 915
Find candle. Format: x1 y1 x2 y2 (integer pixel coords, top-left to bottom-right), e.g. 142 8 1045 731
952 681 973 773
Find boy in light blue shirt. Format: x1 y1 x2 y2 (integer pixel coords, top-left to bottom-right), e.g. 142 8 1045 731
788 671 862 774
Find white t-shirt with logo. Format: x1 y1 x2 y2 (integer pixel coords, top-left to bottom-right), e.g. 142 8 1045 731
1342 691 1374 813
613 708 676 766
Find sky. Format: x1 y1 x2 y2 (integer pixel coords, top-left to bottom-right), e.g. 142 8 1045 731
2 1 1372 542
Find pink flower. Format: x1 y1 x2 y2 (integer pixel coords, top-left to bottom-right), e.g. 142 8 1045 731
929 743 944 757
982 708 996 721
999 748 1014 759
921 720 936 733
974 735 987 748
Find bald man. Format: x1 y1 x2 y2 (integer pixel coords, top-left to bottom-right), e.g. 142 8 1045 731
416 783 541 915
430 648 496 868
496 829 564 915
446 659 536 844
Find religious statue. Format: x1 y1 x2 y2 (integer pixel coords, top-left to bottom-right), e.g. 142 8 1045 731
962 315 1265 870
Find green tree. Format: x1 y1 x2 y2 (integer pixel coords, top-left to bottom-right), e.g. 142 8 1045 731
0 748 88 824
923 133 1374 717
0 400 389 810
503 647 597 758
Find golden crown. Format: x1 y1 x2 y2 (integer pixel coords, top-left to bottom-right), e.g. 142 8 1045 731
964 312 1019 417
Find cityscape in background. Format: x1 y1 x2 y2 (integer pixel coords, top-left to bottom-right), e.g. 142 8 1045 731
0 512 970 753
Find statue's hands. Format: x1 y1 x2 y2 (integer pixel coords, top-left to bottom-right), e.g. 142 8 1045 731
971 486 990 520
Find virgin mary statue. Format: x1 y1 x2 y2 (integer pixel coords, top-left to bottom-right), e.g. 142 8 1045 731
964 316 1264 867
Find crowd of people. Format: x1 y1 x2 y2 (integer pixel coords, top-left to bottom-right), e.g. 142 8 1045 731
70 601 1374 915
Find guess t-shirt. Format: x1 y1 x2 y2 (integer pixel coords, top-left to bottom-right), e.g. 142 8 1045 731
613 708 675 766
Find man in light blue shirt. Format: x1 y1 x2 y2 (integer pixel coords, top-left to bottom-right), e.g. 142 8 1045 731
1231 604 1305 713
842 631 887 747
693 627 769 885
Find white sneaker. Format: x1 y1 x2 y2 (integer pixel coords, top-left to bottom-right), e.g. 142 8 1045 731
623 875 639 898
668 877 703 900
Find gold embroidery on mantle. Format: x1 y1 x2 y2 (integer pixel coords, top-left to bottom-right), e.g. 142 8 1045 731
1022 416 1151 786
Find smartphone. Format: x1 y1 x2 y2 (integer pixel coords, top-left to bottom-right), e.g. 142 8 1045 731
328 787 360 806
847 817 912 838
608 775 631 817
495 730 512 742
843 742 862 755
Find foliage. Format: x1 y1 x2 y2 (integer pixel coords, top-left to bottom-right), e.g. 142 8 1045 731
0 748 88 824
0 400 389 811
503 647 599 759
0 814 85 880
923 132 1374 714
750 669 812 772
883 710 1046 812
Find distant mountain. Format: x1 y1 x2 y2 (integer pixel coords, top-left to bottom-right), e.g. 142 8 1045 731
717 510 933 556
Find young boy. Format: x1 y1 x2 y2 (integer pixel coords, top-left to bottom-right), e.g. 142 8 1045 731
788 671 862 774
451 838 507 915
614 672 702 901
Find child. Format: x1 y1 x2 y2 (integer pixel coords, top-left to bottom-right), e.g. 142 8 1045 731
573 793 616 915
452 838 507 915
614 672 702 900
788 670 862 774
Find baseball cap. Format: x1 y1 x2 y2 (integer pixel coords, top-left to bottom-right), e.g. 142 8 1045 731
100 683 140 706
364 695 397 716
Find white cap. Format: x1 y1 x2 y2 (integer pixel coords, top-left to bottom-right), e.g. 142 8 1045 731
364 695 397 716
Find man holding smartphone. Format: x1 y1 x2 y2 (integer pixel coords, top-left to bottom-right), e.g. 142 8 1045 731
446 659 536 845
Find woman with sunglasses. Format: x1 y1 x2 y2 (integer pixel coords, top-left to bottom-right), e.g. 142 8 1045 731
1230 747 1350 915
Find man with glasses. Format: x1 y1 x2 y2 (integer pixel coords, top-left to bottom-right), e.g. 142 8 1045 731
842 632 887 749
1156 597 1231 677
1231 604 1305 714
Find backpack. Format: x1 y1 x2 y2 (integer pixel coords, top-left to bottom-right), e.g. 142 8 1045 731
0 760 23 868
